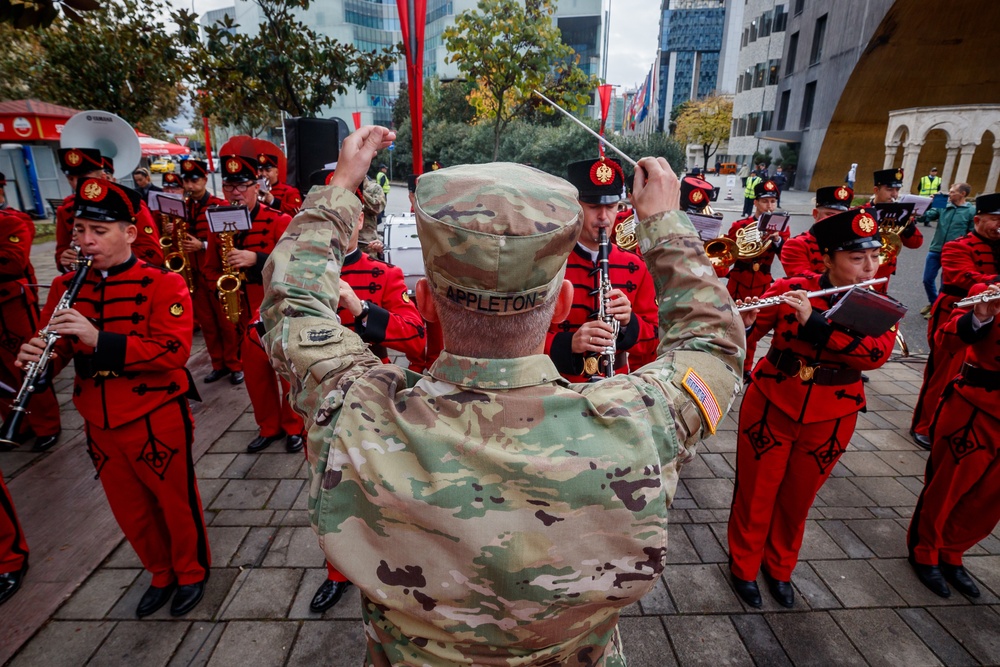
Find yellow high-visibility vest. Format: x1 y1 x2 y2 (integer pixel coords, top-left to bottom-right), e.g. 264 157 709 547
919 175 941 196
744 175 762 198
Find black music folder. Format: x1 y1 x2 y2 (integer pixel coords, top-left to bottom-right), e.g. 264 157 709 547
823 287 908 337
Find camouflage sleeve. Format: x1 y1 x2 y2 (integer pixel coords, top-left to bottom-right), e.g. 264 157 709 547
259 185 384 456
632 209 746 456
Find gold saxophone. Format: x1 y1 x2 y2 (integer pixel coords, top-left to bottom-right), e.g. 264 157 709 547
217 231 243 323
162 212 194 293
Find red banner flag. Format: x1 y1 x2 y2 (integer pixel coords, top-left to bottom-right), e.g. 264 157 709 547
397 0 427 174
597 84 613 157
352 112 362 131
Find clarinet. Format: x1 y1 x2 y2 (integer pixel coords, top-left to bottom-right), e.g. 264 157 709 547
0 253 94 447
583 228 621 380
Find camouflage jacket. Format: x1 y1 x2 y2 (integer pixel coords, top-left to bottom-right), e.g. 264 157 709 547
261 186 744 666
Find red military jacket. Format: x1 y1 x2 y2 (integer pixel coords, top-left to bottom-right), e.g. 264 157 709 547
0 209 35 306
873 223 923 290
339 248 425 361
545 243 659 382
934 283 1000 410
269 182 303 217
747 272 897 423
929 232 1000 331
203 203 291 321
779 230 824 277
183 191 228 277
57 197 164 270
725 216 790 301
42 255 193 430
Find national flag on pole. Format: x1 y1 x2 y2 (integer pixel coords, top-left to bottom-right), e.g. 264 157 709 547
397 0 427 175
597 84 613 157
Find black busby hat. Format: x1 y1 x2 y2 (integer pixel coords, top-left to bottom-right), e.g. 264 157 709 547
257 153 280 169
309 169 337 188
180 159 208 180
221 155 259 183
874 168 904 188
816 185 854 211
975 192 1000 215
0 171 5 186
407 174 418 192
74 178 142 223
59 148 104 176
102 156 114 174
810 207 882 255
162 172 183 188
680 175 718 212
567 157 624 205
754 179 779 199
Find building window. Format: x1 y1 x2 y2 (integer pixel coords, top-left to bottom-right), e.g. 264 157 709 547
748 112 760 135
736 74 743 93
800 81 816 129
759 11 772 38
794 0 805 16
738 117 747 136
742 28 748 47
785 31 798 75
749 20 757 43
777 89 790 130
753 62 766 88
762 110 773 132
810 14 827 65
773 4 787 32
767 59 781 85
743 68 753 91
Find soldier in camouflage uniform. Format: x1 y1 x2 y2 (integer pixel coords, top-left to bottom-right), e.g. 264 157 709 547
260 126 744 666
357 177 386 257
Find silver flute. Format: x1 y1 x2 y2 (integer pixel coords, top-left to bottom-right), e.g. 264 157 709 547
955 290 1000 309
736 277 887 312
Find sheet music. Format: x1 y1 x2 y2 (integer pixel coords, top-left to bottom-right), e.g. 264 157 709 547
874 202 917 227
897 194 932 217
206 206 252 233
688 212 724 241
156 193 186 219
757 212 790 234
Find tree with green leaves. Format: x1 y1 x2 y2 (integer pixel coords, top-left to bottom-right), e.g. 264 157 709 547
1 0 97 29
444 0 598 160
673 94 733 171
174 0 402 137
0 0 188 134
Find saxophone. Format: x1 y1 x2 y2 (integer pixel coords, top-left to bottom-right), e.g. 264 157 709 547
0 253 93 447
217 231 243 323
583 228 621 380
163 212 194 293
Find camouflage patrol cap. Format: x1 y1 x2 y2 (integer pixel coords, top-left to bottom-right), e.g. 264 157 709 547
415 162 582 316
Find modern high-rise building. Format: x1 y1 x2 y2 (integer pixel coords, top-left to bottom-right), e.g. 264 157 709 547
221 0 606 129
653 0 726 133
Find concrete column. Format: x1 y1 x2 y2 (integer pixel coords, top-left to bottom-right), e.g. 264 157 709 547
953 142 980 187
883 144 899 169
983 142 1000 194
901 143 921 194
940 141 961 189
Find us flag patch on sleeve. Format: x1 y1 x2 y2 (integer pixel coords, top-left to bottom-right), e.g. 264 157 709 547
682 368 722 434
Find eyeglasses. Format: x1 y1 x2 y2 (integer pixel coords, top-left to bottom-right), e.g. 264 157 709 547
222 182 254 192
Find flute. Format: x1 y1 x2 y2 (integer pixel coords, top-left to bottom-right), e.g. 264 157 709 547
736 278 888 312
954 290 1000 309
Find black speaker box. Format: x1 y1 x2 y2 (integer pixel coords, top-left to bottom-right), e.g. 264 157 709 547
283 117 344 194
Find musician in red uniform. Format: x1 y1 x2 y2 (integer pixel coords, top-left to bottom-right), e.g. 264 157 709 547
908 267 1000 599
780 185 854 277
304 169 427 613
55 148 164 272
177 159 244 385
0 198 62 452
162 171 185 195
545 157 659 381
910 195 1000 448
258 152 303 216
0 468 28 607
17 178 210 618
725 179 788 302
203 155 303 453
870 168 923 292
728 207 899 608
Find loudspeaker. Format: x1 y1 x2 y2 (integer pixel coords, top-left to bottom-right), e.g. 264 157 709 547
283 117 342 194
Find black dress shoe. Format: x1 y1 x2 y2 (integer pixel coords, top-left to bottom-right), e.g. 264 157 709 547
203 368 231 383
910 559 951 598
137 582 176 617
941 564 981 598
0 561 28 607
247 432 285 453
912 431 932 450
230 371 245 385
310 579 352 613
32 432 60 452
286 434 304 453
861 373 869 383
730 572 762 608
170 578 207 617
762 569 795 608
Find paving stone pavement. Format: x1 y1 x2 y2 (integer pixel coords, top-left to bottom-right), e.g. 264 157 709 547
5 231 1000 666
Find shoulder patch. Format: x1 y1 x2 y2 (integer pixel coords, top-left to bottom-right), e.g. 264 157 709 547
681 368 722 435
170 303 184 317
402 290 411 303
8 235 20 243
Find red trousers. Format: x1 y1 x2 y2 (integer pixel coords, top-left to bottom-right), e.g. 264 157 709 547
728 383 858 580
0 469 27 575
912 345 963 436
0 293 61 437
86 397 210 586
908 388 1000 567
242 331 303 438
193 275 242 373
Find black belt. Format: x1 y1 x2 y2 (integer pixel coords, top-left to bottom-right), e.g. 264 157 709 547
733 259 771 274
766 348 862 386
941 285 969 298
960 363 1000 390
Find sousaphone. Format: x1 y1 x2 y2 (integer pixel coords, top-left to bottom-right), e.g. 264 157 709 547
60 110 142 180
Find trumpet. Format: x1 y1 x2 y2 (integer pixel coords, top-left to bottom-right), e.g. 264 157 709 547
736 278 888 312
955 290 1000 309
583 228 621 380
217 231 243 323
